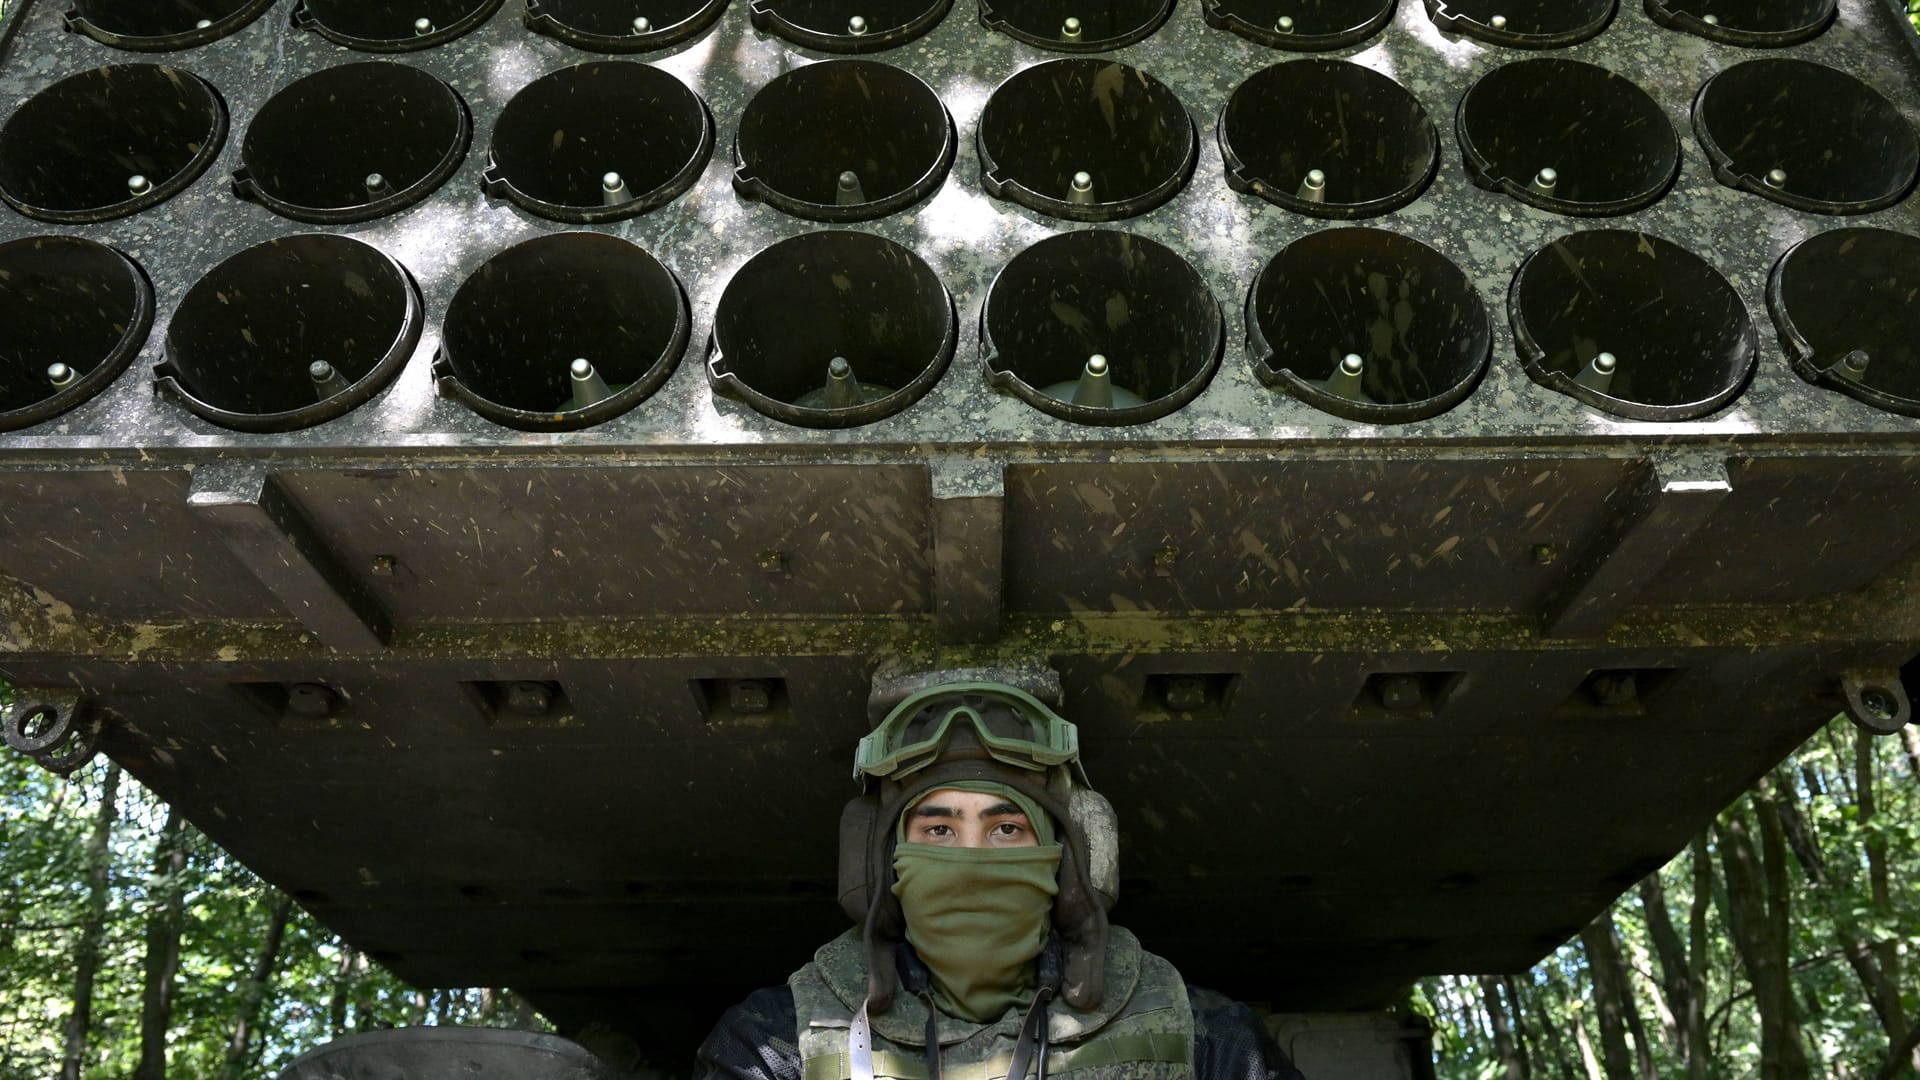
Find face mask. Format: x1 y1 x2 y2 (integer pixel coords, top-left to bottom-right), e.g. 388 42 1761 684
892 841 1062 1023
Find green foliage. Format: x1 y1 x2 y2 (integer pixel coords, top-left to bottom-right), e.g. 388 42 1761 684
1422 716 1920 1077
0 692 548 1078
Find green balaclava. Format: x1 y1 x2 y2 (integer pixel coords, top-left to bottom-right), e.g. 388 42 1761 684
890 781 1063 1023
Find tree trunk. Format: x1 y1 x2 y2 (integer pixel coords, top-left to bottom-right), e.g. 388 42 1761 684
1541 963 1584 1080
221 892 295 1080
1716 798 1812 1079
1856 729 1917 1070
1579 913 1650 1080
59 762 122 1080
1687 834 1713 1075
1480 975 1528 1079
134 806 189 1080
1570 1006 1605 1080
407 990 431 1027
1898 725 1920 789
328 945 356 1038
1638 871 1706 1073
1500 976 1536 1080
1772 751 1907 1051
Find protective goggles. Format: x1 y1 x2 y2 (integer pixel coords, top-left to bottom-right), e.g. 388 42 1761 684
854 681 1080 780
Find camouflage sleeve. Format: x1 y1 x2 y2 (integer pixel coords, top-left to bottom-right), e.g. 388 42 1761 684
1188 987 1308 1080
694 985 803 1080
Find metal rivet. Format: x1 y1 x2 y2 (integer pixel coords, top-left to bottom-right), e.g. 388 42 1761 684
414 16 434 34
364 172 388 193
127 174 151 196
632 15 652 32
1764 168 1787 188
195 18 213 28
1275 14 1294 31
1489 13 1507 29
46 363 76 390
1702 12 1718 23
847 14 868 33
1062 15 1082 38
1533 167 1557 190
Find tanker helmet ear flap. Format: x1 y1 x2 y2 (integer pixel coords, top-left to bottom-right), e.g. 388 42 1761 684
837 795 881 923
1050 837 1108 1008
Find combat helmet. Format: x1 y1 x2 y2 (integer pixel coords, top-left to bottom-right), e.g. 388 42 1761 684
837 679 1120 1013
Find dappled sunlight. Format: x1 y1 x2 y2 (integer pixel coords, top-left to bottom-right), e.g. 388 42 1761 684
483 38 546 101
1400 7 1482 67
1575 406 1764 437
1350 40 1400 83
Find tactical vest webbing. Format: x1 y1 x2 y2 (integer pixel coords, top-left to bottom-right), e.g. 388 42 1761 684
791 927 1196 1080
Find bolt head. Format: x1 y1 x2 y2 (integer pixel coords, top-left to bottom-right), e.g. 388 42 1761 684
1489 13 1507 29
633 15 652 31
1164 676 1209 712
1589 673 1638 708
414 16 433 32
504 681 555 718
847 14 868 32
287 683 339 719
1860 686 1896 722
1377 675 1424 711
1276 14 1294 30
728 679 773 714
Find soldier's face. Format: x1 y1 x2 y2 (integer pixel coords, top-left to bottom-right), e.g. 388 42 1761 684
902 788 1040 848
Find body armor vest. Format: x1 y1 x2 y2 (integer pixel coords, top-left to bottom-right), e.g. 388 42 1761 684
791 926 1196 1080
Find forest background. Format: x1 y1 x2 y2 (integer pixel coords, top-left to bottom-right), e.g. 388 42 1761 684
3 677 1919 1079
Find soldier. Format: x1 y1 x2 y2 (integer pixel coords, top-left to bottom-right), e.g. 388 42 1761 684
695 680 1307 1080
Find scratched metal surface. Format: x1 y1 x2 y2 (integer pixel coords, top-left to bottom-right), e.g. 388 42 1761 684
0 0 1917 455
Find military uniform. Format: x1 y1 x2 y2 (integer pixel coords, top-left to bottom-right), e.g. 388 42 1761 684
695 927 1305 1080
